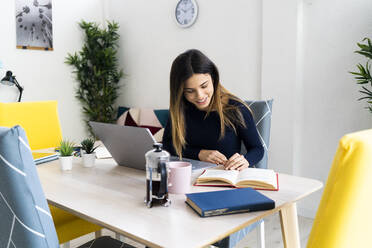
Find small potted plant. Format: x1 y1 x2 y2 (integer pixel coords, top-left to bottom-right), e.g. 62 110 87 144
59 140 75 171
80 138 99 167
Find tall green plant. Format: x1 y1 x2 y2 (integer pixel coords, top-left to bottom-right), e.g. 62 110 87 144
65 20 124 135
350 37 372 113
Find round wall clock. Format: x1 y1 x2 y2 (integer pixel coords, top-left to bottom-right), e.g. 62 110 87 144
175 0 198 28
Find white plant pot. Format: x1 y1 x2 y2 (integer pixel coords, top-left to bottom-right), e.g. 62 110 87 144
59 156 73 171
82 152 96 168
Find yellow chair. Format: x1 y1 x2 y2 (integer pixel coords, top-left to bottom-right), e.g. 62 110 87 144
0 101 62 150
0 101 102 246
307 129 372 248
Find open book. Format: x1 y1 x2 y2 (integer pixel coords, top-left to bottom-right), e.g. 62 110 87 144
195 167 279 191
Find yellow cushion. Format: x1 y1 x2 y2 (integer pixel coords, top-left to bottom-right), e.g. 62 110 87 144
0 101 62 150
49 205 102 244
307 129 372 248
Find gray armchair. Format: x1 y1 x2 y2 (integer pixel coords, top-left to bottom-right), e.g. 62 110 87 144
243 99 273 169
217 99 273 248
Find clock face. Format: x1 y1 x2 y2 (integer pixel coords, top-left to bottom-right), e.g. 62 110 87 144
175 0 198 28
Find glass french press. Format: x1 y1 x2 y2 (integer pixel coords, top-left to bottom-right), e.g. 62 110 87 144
145 143 171 208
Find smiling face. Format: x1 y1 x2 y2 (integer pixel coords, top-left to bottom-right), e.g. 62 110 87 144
183 73 214 111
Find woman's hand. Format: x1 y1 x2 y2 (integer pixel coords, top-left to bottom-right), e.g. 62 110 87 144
224 153 249 171
198 150 227 165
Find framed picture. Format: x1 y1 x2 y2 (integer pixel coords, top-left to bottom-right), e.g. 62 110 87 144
15 0 53 51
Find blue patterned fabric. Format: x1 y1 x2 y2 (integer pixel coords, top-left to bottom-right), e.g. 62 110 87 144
243 100 273 169
0 125 59 248
227 221 261 248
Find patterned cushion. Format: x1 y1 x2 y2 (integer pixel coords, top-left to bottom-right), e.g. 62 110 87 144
117 107 169 127
0 125 59 247
117 107 169 142
243 100 273 169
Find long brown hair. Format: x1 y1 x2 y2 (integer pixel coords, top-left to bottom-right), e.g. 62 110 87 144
169 49 250 158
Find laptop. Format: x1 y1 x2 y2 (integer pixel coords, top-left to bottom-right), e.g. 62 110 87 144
90 121 216 171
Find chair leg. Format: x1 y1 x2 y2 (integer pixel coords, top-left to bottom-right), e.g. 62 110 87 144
95 229 103 238
60 241 70 248
257 220 265 248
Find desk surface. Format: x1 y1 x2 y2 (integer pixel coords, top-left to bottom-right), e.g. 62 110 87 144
37 158 322 248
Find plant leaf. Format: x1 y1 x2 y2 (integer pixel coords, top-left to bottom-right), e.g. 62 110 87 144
65 20 124 136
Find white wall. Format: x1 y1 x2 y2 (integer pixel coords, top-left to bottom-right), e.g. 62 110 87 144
261 0 300 175
1 0 371 217
107 0 262 108
0 0 105 142
297 0 372 216
262 0 372 217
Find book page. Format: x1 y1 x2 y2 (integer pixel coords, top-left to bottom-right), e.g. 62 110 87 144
236 168 277 189
95 146 112 159
196 169 239 185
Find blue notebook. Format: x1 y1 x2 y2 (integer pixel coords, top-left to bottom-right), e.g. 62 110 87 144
185 188 275 217
32 152 59 165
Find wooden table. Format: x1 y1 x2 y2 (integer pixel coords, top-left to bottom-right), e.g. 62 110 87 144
37 158 322 248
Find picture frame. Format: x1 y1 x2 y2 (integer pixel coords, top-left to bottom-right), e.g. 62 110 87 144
15 0 53 51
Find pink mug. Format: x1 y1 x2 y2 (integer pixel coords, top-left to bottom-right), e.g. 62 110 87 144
167 161 192 194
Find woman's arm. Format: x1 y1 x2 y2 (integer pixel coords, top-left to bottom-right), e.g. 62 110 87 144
198 149 227 165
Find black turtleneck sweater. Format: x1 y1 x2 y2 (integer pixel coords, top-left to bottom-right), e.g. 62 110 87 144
162 100 264 166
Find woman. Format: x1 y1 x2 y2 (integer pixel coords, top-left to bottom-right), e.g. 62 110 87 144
162 49 264 170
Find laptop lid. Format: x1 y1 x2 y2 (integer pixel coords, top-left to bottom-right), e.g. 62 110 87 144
90 121 155 170
90 121 217 171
